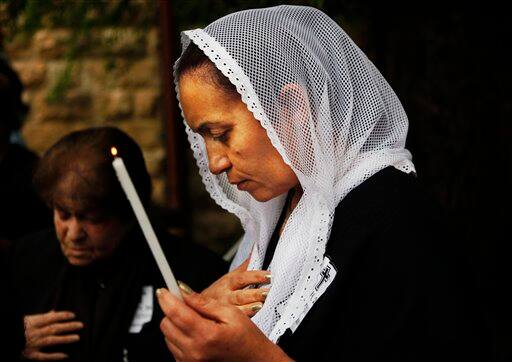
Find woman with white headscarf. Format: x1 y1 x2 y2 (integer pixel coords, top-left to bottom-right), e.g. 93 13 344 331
156 5 481 361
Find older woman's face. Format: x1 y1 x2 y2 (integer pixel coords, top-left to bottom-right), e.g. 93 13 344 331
53 177 128 266
179 73 298 202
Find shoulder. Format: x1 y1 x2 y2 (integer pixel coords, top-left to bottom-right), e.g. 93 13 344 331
328 167 439 268
336 167 425 220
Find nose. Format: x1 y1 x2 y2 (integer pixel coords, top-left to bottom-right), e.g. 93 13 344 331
67 218 86 243
206 145 231 175
208 154 231 175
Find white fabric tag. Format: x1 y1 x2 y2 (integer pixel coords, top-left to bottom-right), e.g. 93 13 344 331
290 256 337 332
129 285 153 333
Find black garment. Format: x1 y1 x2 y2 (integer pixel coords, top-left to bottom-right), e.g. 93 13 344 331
0 250 24 360
0 144 46 360
266 167 488 361
0 143 51 243
9 226 227 362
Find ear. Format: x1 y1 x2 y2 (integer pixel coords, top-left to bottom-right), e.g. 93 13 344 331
277 83 312 127
278 83 308 109
276 83 315 175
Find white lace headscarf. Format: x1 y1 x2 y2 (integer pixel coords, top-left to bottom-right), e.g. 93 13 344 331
174 5 415 342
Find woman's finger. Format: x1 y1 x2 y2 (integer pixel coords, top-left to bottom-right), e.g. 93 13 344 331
165 337 184 361
177 280 195 296
40 321 84 336
34 334 80 348
183 292 240 323
230 287 269 305
229 270 271 290
160 316 191 349
233 257 251 271
26 311 76 328
156 288 206 333
238 302 264 317
28 351 69 361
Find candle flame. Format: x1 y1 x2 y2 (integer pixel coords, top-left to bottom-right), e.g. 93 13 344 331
111 147 118 156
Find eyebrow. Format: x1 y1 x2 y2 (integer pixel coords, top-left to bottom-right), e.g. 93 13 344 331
195 121 222 134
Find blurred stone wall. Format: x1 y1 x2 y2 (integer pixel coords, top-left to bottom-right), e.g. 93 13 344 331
4 26 166 205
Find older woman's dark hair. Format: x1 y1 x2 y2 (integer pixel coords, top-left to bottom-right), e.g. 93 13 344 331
176 42 238 99
34 127 151 220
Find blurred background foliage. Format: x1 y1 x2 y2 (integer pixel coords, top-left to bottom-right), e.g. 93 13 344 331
0 0 156 102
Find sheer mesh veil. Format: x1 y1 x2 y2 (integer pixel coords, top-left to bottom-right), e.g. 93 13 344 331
174 5 415 342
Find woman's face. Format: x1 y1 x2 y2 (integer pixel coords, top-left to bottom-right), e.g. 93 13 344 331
53 177 128 266
179 73 298 202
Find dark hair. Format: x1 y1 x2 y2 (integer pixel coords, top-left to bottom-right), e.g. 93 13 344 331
0 57 29 132
33 127 151 220
175 42 239 99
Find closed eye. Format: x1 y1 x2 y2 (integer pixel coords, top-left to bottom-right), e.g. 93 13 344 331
212 131 229 142
56 208 71 220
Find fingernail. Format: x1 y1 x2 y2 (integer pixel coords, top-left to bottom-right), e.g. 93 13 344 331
251 303 263 312
156 288 164 297
265 274 272 282
178 281 193 295
261 290 269 298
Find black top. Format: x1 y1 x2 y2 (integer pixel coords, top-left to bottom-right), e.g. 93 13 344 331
0 143 51 243
7 226 227 362
265 167 488 361
0 250 24 361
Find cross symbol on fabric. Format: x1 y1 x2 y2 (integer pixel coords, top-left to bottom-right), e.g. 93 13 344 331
315 265 331 291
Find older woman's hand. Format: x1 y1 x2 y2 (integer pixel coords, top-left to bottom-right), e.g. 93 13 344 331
156 288 292 362
22 310 83 360
200 258 270 317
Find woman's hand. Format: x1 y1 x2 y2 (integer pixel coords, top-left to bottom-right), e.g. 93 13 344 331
22 311 83 360
157 288 292 362
200 258 271 317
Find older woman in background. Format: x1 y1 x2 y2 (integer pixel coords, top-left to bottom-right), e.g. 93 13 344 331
8 127 226 361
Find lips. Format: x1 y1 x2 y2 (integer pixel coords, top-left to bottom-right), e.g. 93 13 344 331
236 180 249 191
67 246 91 255
228 177 250 191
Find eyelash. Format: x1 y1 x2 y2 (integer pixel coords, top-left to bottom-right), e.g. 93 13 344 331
212 131 229 143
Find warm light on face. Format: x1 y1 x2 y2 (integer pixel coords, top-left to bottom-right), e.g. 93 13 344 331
111 147 118 156
178 74 299 202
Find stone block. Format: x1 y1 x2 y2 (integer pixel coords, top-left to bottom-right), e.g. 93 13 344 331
115 119 163 149
92 28 147 57
120 58 160 88
147 28 159 55
105 89 133 120
46 60 81 89
4 34 33 59
21 120 91 154
31 89 92 122
143 147 165 177
134 89 160 117
11 60 47 88
33 29 71 59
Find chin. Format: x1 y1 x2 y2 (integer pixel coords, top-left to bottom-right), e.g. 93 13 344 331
249 189 278 203
66 256 93 267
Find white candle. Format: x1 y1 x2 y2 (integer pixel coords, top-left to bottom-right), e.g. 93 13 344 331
111 147 182 300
